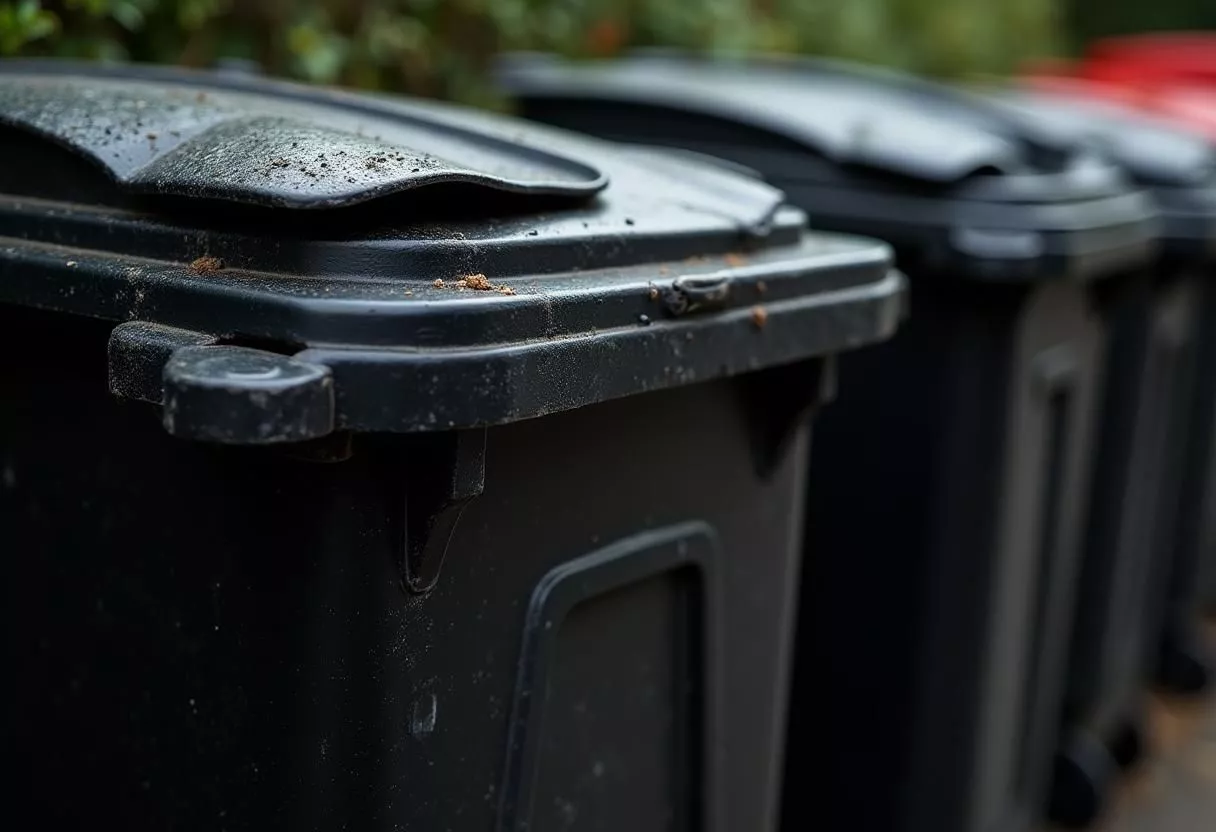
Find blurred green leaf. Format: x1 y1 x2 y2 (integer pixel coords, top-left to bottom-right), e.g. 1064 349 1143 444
0 0 59 55
0 0 1121 102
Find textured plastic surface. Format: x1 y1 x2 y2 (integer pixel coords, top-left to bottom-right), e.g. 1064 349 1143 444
500 53 1159 281
0 60 904 440
498 53 1161 832
1 61 906 832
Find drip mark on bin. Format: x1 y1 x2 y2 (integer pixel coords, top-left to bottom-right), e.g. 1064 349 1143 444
411 692 438 737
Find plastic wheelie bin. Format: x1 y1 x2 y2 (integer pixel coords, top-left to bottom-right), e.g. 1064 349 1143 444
990 91 1216 824
1021 67 1216 629
499 54 1160 832
1060 55 1216 620
1019 64 1216 617
0 61 906 832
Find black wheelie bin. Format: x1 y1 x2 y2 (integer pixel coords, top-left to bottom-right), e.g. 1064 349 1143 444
0 61 906 832
988 92 1216 825
499 54 1160 832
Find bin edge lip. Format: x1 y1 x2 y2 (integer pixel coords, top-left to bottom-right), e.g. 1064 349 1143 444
299 268 908 432
0 232 906 432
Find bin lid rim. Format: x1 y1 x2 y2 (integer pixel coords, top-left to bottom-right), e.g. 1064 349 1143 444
993 88 1216 190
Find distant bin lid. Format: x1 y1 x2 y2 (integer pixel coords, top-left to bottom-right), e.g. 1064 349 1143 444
1085 34 1216 87
498 53 1159 282
0 60 903 442
989 89 1216 260
1021 61 1216 141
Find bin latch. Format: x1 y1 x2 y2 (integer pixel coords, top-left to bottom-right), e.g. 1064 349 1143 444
400 428 487 595
662 275 733 317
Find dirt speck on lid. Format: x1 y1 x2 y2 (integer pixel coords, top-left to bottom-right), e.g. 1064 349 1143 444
453 274 516 295
433 278 446 289
189 256 224 274
724 253 747 268
751 306 768 329
458 274 493 291
647 285 660 301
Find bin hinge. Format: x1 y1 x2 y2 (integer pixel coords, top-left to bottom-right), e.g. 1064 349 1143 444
108 321 336 445
399 428 487 595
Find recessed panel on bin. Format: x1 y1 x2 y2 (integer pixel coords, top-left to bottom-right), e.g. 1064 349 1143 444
499 524 721 832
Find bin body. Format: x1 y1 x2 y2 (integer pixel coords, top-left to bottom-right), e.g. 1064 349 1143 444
0 61 905 832
796 275 1101 832
500 54 1159 832
3 305 807 832
1003 88 1216 696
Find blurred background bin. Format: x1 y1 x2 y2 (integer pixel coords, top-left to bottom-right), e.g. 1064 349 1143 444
1046 39 1216 624
499 55 1159 832
1025 36 1216 140
1021 59 1216 638
0 60 905 832
991 90 1216 825
1084 33 1216 88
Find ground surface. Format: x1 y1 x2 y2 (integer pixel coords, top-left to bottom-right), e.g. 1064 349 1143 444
1076 622 1216 832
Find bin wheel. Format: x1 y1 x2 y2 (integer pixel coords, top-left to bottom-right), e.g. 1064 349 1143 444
1156 638 1212 695
1107 711 1147 770
1047 731 1116 828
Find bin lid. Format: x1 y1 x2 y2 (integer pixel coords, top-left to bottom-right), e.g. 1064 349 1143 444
498 53 1159 281
0 60 903 442
1021 61 1216 141
990 89 1216 259
1085 34 1216 87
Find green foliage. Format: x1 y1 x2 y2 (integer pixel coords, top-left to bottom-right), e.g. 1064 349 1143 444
0 1 58 54
1 0 1066 103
